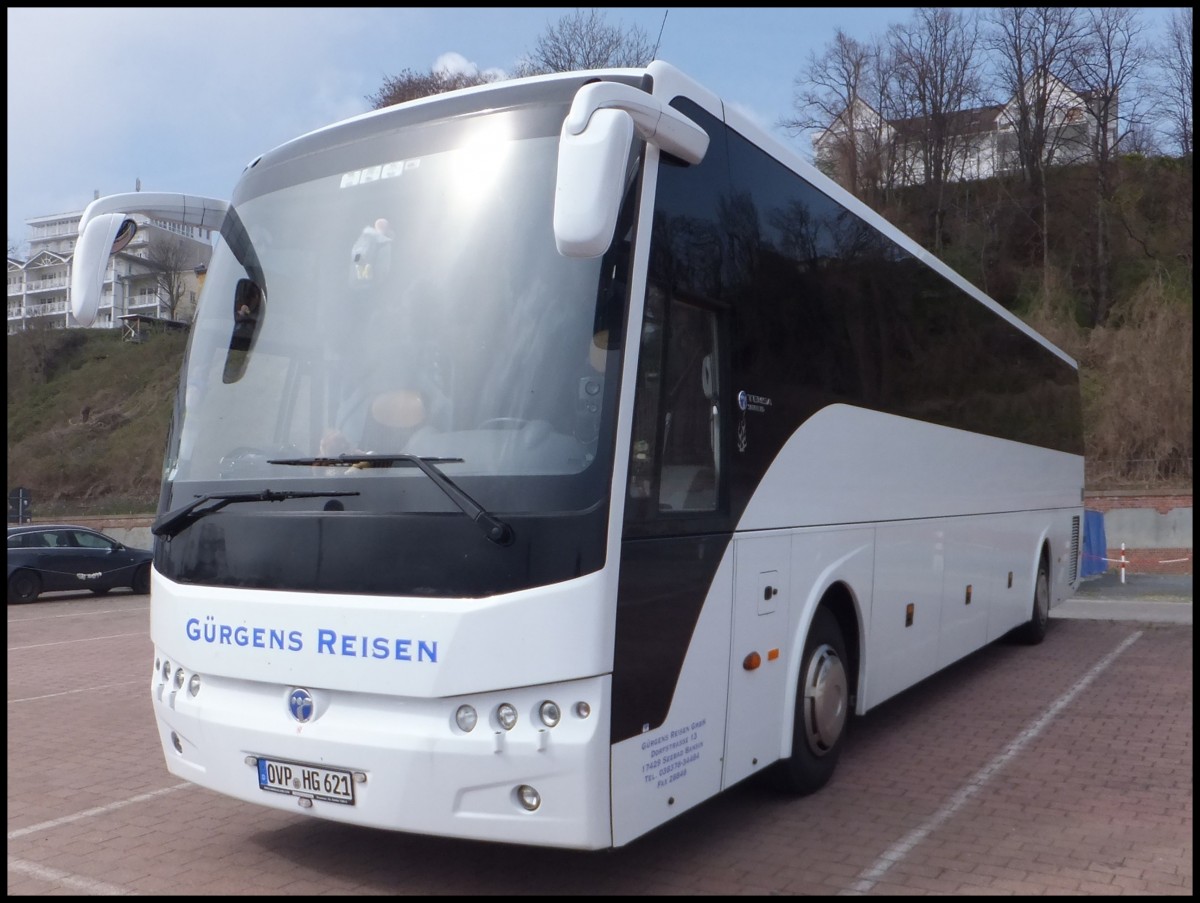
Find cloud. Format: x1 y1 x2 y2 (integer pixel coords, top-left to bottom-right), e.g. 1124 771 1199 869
433 52 478 78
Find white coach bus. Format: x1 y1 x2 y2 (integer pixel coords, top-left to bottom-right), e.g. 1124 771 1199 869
72 61 1084 850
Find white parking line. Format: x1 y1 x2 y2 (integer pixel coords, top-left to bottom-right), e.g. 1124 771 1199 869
7 855 135 895
7 604 148 622
7 783 192 841
9 680 145 704
8 632 147 651
842 629 1144 896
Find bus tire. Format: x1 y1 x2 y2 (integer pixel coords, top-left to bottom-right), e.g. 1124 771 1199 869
773 606 849 796
1016 552 1050 645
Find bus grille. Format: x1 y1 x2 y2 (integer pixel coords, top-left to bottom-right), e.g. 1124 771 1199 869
1069 515 1080 583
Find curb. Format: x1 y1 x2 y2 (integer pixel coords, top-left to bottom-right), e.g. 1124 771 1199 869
1053 598 1193 625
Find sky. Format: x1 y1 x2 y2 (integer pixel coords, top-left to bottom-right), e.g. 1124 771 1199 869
6 7 1181 253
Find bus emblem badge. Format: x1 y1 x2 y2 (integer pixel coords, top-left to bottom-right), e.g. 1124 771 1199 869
288 688 315 723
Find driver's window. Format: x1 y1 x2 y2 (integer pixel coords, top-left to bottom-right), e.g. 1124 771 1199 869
71 531 115 551
627 289 721 516
223 278 265 383
657 299 719 512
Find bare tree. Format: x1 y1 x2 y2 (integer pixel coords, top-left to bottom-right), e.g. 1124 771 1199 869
144 234 202 321
985 6 1086 293
513 8 656 76
367 68 495 110
11 316 60 385
783 29 895 202
367 9 653 111
1123 120 1162 156
1157 8 1193 157
1065 7 1154 325
886 8 986 252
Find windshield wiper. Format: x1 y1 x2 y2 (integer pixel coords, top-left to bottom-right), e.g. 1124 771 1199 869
268 454 514 546
152 489 360 539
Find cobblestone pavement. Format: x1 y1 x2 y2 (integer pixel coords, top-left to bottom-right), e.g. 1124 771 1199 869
7 590 1192 896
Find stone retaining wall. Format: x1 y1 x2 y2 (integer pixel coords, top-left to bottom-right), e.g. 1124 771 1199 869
1085 490 1192 575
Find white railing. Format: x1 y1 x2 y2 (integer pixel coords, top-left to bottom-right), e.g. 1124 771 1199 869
22 277 71 293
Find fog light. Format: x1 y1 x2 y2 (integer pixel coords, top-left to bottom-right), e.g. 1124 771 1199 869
574 701 591 719
455 704 478 732
170 731 183 753
188 674 201 697
174 668 185 689
161 660 171 681
496 703 518 731
539 700 561 727
516 784 541 811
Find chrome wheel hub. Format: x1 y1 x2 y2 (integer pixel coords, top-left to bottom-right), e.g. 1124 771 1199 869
802 644 848 756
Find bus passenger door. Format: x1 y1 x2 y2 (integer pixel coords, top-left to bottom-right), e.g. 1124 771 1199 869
724 533 791 789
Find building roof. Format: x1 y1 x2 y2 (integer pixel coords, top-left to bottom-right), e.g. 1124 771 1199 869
888 103 1006 140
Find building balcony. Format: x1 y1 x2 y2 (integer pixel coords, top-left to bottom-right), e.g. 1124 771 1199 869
24 301 69 317
23 277 70 294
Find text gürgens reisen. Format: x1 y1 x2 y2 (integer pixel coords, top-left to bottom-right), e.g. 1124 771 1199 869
185 615 438 662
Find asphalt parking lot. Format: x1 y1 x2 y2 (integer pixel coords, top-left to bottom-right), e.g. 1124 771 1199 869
7 584 1193 896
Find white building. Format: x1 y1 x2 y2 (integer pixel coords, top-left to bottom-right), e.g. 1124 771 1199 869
7 198 215 336
813 73 1117 192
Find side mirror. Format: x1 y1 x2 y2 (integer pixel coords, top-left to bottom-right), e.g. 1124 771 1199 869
554 108 635 258
69 191 229 327
553 79 710 259
70 214 137 326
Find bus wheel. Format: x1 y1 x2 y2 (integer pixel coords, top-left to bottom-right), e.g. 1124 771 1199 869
1017 553 1050 645
773 606 849 796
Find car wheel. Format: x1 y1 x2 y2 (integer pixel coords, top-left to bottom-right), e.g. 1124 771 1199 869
132 563 152 595
772 606 850 796
8 569 42 604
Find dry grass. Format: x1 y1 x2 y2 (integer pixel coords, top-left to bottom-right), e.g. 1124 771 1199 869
1024 268 1193 490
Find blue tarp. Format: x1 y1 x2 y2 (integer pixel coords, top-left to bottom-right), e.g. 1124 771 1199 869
1081 509 1108 577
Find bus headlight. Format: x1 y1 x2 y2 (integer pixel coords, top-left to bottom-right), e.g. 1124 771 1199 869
538 700 561 727
455 704 478 732
496 703 518 730
516 784 541 811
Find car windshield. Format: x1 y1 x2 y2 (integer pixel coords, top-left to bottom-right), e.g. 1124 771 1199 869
164 91 631 516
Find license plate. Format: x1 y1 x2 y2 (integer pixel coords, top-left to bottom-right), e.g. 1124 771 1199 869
257 756 355 805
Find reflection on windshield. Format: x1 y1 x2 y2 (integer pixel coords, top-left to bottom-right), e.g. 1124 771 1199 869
168 109 623 515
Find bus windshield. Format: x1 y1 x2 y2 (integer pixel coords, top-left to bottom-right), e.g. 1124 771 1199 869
166 101 626 517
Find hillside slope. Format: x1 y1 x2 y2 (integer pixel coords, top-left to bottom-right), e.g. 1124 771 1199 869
7 329 186 517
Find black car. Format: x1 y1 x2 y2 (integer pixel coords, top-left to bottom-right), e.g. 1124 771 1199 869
7 524 154 603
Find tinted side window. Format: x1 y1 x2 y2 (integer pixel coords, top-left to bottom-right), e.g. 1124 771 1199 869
722 125 1084 455
71 531 116 550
